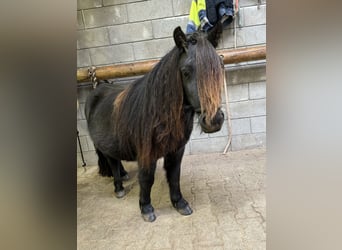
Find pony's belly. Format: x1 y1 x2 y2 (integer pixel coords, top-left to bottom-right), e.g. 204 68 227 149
102 142 137 162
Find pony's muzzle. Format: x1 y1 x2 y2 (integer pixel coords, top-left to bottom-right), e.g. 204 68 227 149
199 109 224 133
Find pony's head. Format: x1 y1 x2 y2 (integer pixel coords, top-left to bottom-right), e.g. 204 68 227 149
173 24 224 133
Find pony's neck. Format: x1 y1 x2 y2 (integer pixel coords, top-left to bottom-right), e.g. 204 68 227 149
142 47 184 105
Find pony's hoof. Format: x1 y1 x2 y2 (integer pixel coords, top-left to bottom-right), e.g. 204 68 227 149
115 189 126 198
173 198 193 216
140 204 156 222
141 212 156 222
177 206 192 215
121 174 130 181
177 205 193 216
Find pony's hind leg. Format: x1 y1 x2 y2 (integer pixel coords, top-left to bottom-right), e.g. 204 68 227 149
164 146 193 216
119 161 130 181
138 162 157 222
96 149 113 177
107 157 126 198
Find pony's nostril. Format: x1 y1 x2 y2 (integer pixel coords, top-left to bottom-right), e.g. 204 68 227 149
202 115 206 122
218 110 224 120
214 109 224 120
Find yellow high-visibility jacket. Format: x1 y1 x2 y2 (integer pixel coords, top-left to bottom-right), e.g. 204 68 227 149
188 0 206 28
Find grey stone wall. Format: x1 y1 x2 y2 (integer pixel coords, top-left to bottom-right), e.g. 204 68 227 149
77 0 266 66
77 0 266 166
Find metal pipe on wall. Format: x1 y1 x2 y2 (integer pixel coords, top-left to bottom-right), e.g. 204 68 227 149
77 45 266 83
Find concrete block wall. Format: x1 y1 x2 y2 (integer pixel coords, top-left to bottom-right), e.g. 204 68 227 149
77 0 266 66
77 0 266 166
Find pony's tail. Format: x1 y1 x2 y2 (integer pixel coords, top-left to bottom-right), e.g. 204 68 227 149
96 149 113 177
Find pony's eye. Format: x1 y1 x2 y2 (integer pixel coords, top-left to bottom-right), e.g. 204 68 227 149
183 71 190 79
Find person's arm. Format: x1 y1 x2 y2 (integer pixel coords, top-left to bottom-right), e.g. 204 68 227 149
197 0 207 22
197 0 213 31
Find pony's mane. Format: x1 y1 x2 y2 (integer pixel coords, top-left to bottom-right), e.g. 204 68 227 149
113 46 184 167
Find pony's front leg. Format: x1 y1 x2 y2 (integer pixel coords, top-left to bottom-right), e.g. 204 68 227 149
164 146 193 216
138 162 157 222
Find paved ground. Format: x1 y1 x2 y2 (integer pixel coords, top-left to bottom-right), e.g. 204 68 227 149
77 148 266 250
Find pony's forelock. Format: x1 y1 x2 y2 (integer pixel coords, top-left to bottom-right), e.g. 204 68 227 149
195 35 223 123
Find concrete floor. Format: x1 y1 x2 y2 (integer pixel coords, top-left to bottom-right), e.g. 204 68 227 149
77 148 266 250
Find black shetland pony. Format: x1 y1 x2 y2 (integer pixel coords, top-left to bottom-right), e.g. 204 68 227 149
85 23 224 222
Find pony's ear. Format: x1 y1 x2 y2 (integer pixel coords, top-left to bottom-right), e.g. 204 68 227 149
207 22 223 48
173 26 187 50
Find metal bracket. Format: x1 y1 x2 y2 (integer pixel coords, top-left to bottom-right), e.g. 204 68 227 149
88 66 98 89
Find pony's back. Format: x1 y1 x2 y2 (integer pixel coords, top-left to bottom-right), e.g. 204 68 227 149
85 83 133 157
85 82 128 121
